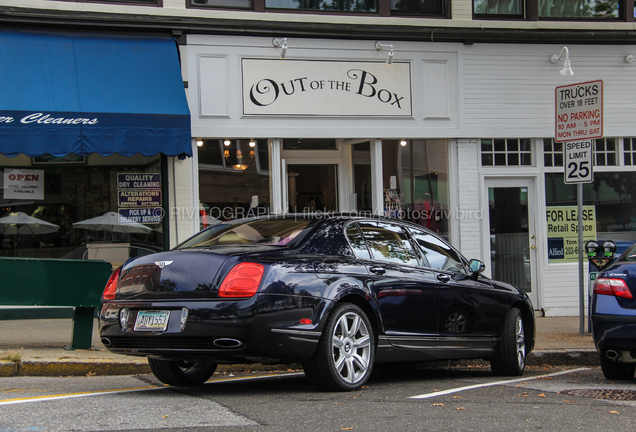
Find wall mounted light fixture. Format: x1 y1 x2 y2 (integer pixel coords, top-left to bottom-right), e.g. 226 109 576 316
273 37 288 59
196 138 203 147
375 41 394 65
400 139 407 147
626 55 635 63
550 46 574 76
224 139 231 146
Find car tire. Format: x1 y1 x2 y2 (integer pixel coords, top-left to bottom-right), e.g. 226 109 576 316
148 358 217 386
599 354 636 381
303 303 375 392
491 307 526 376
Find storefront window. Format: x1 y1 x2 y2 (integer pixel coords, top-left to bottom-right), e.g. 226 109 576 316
545 172 636 243
390 0 445 15
474 0 524 17
624 138 636 165
0 154 163 265
539 0 619 18
198 139 270 227
384 140 450 238
283 139 337 150
265 0 377 11
481 138 532 166
190 0 253 7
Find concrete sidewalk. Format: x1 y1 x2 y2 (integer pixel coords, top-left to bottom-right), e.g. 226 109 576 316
0 316 599 377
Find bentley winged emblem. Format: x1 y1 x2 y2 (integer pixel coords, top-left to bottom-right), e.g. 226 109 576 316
154 260 174 269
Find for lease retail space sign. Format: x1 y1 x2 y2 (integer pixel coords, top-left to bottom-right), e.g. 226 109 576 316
242 59 412 116
547 205 596 263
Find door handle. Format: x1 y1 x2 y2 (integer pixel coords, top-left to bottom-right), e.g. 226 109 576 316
436 274 451 283
369 266 386 275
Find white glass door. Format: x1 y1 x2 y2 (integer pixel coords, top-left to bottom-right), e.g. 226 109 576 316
485 177 538 307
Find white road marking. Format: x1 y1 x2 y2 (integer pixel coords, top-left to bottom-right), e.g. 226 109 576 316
409 367 589 400
0 372 305 406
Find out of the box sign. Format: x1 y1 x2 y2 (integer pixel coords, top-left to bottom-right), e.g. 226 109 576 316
249 71 405 109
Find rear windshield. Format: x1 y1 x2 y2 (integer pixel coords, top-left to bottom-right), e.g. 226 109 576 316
176 218 313 249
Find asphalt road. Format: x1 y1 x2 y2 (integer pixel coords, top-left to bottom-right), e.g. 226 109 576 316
1 365 635 432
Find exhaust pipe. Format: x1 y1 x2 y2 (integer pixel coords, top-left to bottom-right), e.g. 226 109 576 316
213 338 243 349
101 337 112 347
606 350 619 360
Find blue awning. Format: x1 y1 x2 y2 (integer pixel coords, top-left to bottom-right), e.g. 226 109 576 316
0 30 192 158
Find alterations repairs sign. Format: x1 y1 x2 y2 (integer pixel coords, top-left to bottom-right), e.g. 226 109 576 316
547 205 597 263
555 80 603 142
3 169 44 200
242 59 412 116
117 173 161 224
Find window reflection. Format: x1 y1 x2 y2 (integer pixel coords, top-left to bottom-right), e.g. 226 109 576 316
358 221 419 266
265 0 377 11
391 0 445 15
409 228 465 273
539 0 619 18
474 0 523 16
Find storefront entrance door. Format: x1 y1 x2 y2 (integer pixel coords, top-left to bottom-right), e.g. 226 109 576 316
485 178 538 307
287 164 338 213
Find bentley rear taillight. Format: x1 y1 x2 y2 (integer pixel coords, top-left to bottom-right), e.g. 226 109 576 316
218 262 264 298
593 277 633 299
102 267 122 300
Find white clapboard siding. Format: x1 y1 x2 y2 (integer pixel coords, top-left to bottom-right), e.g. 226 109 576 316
462 45 636 137
542 262 591 317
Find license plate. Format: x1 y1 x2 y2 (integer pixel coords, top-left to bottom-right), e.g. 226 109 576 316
134 310 170 331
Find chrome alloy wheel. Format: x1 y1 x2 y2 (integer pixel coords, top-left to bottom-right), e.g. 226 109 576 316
331 311 372 385
515 314 526 369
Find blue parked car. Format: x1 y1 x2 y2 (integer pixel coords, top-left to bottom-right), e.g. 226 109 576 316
591 241 636 380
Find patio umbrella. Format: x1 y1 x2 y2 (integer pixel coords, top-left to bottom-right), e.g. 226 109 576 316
0 212 60 257
72 212 153 235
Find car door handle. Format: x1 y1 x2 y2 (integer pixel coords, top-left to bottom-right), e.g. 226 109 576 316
369 266 386 275
436 274 451 283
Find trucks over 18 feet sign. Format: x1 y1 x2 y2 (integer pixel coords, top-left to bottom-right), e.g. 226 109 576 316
555 80 603 143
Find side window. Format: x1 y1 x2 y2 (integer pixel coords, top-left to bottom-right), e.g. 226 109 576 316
410 229 466 273
358 221 419 266
346 223 372 260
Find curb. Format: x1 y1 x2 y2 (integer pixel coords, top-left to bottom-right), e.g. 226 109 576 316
0 350 601 378
526 349 600 366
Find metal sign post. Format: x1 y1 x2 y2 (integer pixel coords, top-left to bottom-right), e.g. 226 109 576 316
556 81 602 336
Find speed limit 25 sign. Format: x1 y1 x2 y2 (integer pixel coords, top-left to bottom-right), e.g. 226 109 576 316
563 140 594 184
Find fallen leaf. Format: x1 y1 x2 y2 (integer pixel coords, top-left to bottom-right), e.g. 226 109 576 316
453 396 462 399
433 389 441 391
457 407 465 410
162 415 169 418
610 411 619 414
538 394 546 397
341 428 354 431
432 403 444 406
565 401 577 403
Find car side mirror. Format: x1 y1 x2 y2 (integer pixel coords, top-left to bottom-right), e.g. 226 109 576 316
468 259 485 275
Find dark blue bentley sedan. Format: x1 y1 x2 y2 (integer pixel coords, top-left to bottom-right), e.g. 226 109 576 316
591 242 636 381
99 214 535 391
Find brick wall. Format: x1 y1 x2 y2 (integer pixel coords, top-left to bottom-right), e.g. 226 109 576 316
456 138 483 260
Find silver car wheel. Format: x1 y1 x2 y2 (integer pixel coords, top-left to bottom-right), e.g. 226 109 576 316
515 314 526 370
331 312 372 385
